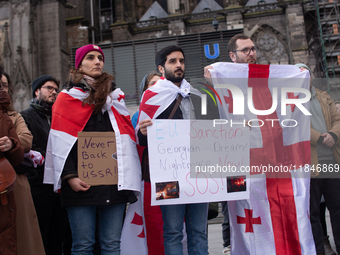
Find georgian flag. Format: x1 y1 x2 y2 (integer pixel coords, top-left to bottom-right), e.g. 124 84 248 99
209 63 315 255
136 77 200 132
43 87 141 194
121 181 148 255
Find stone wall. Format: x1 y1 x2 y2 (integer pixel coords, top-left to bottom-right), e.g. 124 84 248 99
35 1 68 82
285 4 309 65
66 18 88 51
11 1 30 76
58 2 70 83
0 0 321 109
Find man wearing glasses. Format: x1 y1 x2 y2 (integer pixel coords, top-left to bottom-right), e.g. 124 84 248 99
204 34 257 255
20 75 68 255
204 34 257 80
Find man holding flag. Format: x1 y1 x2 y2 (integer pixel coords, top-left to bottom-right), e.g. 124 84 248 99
136 45 209 255
205 34 316 254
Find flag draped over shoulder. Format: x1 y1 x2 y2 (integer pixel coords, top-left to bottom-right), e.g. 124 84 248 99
209 63 315 255
136 77 200 132
43 87 141 194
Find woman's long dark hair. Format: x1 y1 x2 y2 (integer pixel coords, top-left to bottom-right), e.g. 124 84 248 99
67 69 116 113
2 72 14 98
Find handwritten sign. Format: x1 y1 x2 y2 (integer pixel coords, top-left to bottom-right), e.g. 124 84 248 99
78 132 118 185
148 120 250 205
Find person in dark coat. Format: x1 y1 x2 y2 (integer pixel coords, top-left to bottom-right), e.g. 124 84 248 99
20 75 68 255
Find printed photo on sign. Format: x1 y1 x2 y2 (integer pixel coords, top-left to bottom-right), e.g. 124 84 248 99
156 181 180 200
227 176 246 193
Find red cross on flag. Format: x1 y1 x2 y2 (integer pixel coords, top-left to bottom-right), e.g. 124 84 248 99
224 89 234 113
237 208 261 233
209 63 315 255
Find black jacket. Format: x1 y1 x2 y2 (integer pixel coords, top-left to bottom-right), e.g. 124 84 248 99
20 105 51 185
60 82 136 207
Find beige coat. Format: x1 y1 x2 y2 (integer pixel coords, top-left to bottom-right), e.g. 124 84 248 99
7 109 46 255
310 88 340 177
6 109 32 153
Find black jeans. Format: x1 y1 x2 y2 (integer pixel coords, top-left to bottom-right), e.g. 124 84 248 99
310 164 340 254
221 201 230 247
31 185 68 255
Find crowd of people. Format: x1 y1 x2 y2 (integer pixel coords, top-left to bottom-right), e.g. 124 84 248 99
0 33 339 255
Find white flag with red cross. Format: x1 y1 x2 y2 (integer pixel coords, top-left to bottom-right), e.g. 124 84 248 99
209 63 315 255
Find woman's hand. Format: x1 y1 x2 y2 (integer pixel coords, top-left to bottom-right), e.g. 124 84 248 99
139 119 153 136
0 136 13 152
68 177 90 192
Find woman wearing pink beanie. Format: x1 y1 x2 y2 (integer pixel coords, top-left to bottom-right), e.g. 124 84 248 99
46 44 141 254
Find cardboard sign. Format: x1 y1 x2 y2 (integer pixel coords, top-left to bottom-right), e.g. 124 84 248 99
148 120 250 205
78 132 118 185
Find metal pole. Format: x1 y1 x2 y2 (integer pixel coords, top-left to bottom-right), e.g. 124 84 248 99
90 0 95 44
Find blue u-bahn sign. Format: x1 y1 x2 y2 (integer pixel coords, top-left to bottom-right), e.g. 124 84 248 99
204 43 220 59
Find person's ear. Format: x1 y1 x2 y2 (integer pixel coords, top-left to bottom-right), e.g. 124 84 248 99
35 89 40 98
229 52 236 62
158 65 164 76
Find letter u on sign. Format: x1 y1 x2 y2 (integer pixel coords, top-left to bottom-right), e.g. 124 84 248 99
204 44 220 59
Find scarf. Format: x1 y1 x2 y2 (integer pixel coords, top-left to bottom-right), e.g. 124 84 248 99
30 98 53 116
83 75 96 90
0 91 10 112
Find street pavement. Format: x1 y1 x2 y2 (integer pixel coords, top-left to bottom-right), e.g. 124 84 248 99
207 204 337 255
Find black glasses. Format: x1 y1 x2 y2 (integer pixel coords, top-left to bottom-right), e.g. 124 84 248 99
41 85 59 93
234 46 257 55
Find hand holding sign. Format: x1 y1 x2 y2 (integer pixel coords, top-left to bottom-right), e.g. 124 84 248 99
68 177 90 192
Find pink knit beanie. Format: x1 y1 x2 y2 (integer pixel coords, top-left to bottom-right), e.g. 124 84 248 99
75 44 105 69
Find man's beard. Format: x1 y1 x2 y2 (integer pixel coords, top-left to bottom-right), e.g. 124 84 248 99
247 56 257 64
164 67 185 84
235 54 257 64
38 91 55 104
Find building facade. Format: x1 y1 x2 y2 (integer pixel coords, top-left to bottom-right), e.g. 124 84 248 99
0 0 338 111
